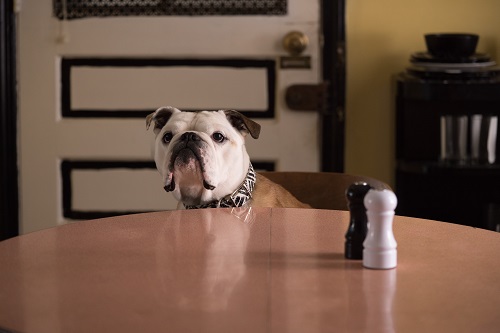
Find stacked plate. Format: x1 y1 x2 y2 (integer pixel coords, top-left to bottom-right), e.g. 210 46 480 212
407 52 500 80
411 51 495 68
406 33 500 79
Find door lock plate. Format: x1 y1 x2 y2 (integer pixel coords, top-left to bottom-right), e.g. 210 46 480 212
285 83 328 111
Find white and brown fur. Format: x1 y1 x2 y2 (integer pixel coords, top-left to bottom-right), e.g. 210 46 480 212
147 106 309 209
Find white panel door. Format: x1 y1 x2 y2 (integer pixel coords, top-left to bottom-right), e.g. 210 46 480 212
18 0 321 233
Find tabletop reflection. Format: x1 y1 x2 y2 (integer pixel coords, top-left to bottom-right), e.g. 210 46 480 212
156 207 255 311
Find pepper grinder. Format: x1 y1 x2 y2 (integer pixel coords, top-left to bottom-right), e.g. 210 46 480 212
344 182 372 259
363 189 398 269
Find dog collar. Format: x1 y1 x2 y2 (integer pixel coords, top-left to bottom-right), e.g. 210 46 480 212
184 164 256 209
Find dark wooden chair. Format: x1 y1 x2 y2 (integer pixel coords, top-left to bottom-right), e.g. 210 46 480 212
259 171 391 210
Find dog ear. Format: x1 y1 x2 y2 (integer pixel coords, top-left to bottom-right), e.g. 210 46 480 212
146 106 180 134
224 110 261 139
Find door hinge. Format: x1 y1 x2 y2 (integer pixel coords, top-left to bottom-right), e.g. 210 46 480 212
285 82 329 112
13 0 22 13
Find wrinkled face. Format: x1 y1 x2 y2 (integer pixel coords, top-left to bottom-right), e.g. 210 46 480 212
149 108 255 206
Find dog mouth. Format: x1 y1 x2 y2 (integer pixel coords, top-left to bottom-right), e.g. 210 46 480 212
164 144 216 192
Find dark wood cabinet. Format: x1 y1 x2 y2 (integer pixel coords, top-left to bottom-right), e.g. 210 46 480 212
395 73 500 231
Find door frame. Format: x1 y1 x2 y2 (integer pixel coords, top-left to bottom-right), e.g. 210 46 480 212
0 0 19 241
0 0 345 239
321 0 346 173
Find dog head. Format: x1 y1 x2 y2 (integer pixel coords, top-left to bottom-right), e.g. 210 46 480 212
147 106 261 206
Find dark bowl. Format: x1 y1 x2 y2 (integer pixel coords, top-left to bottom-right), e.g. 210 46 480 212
425 33 479 59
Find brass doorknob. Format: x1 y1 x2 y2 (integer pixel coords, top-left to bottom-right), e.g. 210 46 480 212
282 31 309 56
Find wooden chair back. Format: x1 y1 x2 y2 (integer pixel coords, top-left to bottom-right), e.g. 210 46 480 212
260 171 391 210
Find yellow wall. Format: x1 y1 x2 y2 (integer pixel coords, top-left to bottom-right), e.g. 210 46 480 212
345 0 500 187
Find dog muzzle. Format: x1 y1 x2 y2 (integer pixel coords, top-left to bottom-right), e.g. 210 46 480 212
183 164 256 209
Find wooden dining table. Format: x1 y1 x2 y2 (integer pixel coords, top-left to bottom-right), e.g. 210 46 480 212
1 207 499 333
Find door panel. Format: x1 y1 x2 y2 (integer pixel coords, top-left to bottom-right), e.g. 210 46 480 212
62 58 275 117
70 64 269 112
18 0 321 233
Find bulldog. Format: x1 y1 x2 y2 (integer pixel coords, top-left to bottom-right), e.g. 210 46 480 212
146 106 309 209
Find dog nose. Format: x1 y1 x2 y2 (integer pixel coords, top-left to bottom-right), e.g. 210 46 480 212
180 132 200 142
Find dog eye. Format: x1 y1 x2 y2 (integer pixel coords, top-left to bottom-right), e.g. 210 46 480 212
162 132 173 143
212 132 226 143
